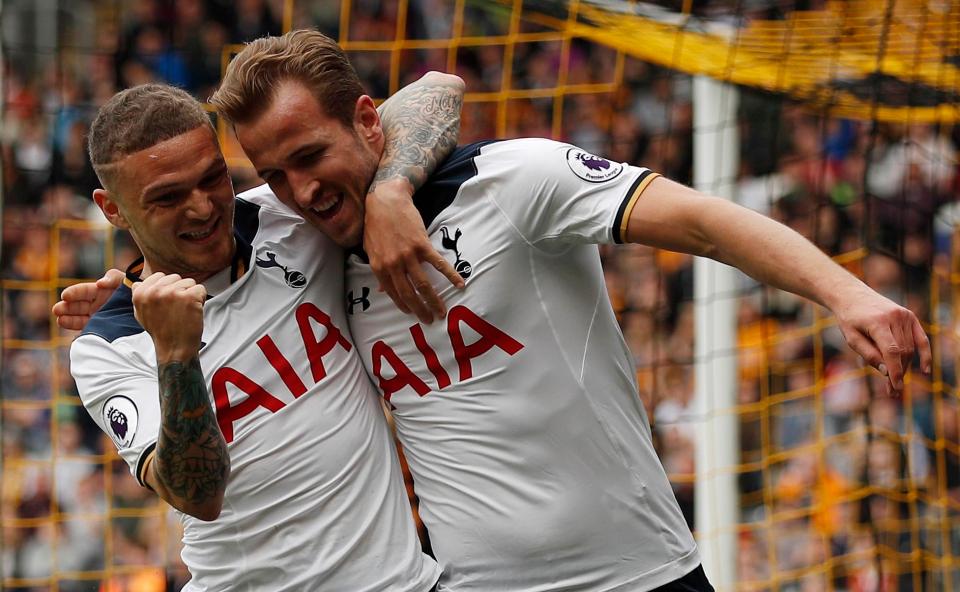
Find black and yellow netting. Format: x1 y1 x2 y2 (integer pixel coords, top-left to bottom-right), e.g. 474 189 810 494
492 0 960 122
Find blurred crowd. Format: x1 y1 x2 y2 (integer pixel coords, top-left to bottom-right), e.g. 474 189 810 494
1 0 958 590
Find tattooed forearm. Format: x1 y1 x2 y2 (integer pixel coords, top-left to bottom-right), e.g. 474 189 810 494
156 357 229 510
372 72 465 193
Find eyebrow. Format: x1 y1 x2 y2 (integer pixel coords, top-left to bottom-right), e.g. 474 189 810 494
141 159 226 202
289 143 322 160
141 180 184 202
255 141 325 182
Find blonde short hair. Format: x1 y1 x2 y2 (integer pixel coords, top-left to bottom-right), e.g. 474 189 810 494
210 29 364 127
89 84 212 187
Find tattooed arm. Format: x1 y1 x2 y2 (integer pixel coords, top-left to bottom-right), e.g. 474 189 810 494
373 71 464 194
135 273 229 521
365 72 466 323
142 357 229 521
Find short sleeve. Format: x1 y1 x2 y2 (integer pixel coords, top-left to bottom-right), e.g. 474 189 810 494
477 138 659 246
70 334 160 487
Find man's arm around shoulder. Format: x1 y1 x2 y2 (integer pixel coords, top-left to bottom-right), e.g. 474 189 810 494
365 72 466 322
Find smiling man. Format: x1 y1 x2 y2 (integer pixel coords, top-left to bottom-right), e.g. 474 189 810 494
207 30 930 592
231 80 380 249
65 77 465 591
91 120 236 283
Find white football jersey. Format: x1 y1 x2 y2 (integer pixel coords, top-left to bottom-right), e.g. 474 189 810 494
346 139 699 591
71 186 440 592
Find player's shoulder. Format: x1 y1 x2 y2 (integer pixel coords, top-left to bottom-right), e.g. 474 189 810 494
474 137 571 162
480 138 636 186
235 183 299 221
413 139 591 220
416 139 564 194
234 183 318 252
411 141 500 228
80 284 143 344
416 141 489 192
424 138 561 177
235 182 275 206
471 138 606 179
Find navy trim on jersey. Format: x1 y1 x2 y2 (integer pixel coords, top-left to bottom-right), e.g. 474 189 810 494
612 169 655 244
347 141 499 263
231 197 261 279
81 284 141 343
137 442 157 489
234 197 261 257
414 140 499 229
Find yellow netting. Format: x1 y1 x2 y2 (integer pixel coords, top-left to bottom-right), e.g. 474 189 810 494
3 220 175 591
492 0 960 123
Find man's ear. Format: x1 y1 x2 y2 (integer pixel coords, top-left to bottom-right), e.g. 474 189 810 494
354 95 383 142
92 188 130 230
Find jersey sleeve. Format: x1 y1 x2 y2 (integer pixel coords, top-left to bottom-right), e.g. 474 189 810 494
70 334 160 487
480 138 659 246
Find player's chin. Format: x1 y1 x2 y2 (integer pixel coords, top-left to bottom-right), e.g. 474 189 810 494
326 235 359 249
330 222 363 249
180 234 233 268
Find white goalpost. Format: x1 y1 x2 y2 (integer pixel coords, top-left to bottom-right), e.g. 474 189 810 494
692 75 740 589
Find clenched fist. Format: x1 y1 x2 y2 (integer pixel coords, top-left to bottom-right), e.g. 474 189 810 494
132 272 207 363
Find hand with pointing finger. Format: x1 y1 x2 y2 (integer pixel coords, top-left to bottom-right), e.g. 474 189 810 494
832 284 931 397
364 180 465 324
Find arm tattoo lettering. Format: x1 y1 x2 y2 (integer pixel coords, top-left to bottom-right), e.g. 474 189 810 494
156 357 229 505
372 76 464 193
